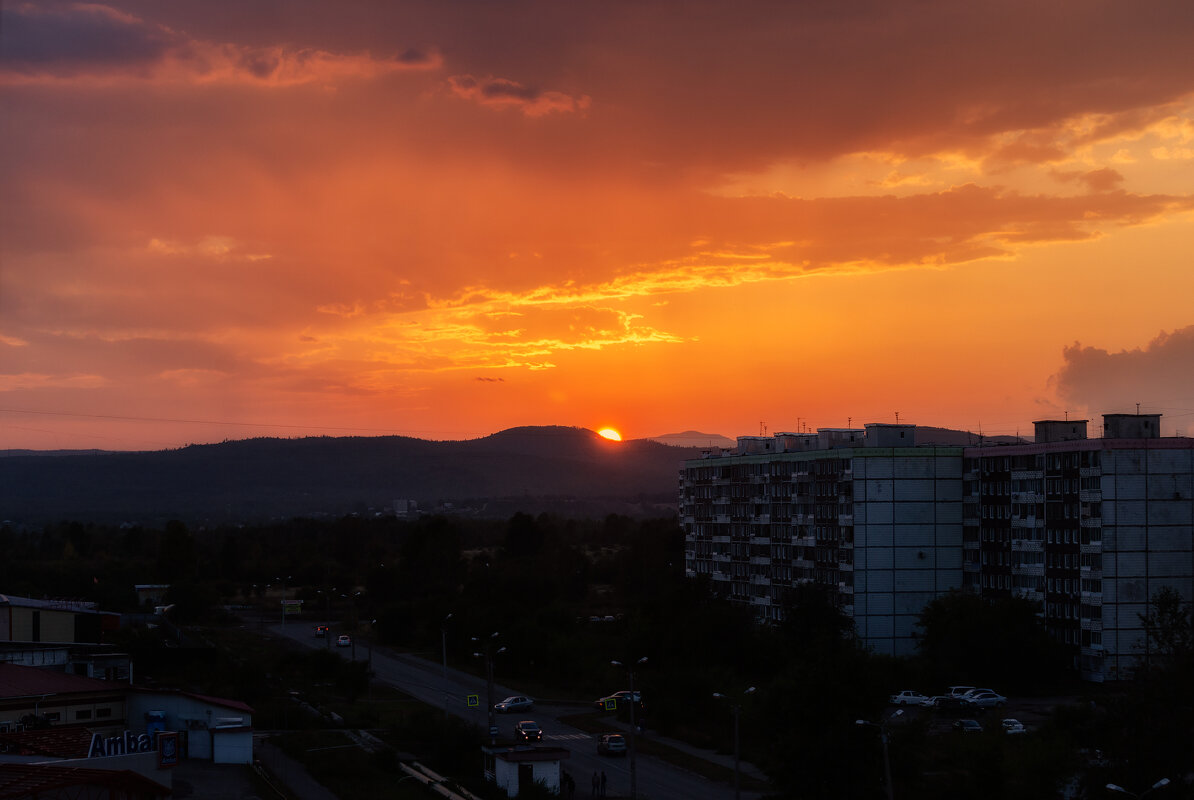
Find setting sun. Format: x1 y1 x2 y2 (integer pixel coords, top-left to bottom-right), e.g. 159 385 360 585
598 428 622 442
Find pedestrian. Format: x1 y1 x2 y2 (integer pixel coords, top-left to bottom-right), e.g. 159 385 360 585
600 770 607 797
591 770 599 797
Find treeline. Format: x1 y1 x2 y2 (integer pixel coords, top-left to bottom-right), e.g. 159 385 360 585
3 515 1191 798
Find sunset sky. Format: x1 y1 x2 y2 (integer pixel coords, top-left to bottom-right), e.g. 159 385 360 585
3 1 1194 451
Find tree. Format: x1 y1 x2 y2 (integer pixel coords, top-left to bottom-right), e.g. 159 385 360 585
915 591 1071 693
1138 586 1194 672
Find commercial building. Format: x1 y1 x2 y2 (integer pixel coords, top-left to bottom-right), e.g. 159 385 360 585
680 424 964 656
680 414 1194 678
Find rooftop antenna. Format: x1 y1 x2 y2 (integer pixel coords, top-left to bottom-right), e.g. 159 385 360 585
1136 402 1141 415
895 411 900 424
760 421 767 436
847 416 852 428
1064 410 1069 421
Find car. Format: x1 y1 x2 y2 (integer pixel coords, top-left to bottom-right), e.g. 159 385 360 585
889 691 930 706
960 688 997 700
926 695 970 712
494 695 535 714
597 733 627 756
514 720 542 742
314 625 329 638
336 634 351 647
594 691 643 712
965 691 1007 709
953 719 983 733
946 685 976 698
1002 718 1026 735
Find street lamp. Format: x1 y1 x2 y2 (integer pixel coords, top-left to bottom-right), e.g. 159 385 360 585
441 613 453 719
340 590 362 660
1107 778 1171 798
276 575 292 626
472 632 504 744
317 587 336 649
713 686 756 800
611 656 648 799
856 709 903 800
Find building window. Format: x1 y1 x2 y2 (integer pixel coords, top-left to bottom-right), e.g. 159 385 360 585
44 712 61 722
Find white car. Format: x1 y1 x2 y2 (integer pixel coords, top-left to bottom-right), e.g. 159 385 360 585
960 687 997 699
494 695 535 713
966 691 1007 709
889 690 930 706
336 634 351 647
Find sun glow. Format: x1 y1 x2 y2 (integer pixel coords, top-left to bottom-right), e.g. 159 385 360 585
598 428 622 441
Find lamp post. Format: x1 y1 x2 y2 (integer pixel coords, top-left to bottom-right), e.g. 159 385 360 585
317 587 336 649
441 613 453 719
856 710 903 800
472 632 504 744
713 686 756 800
276 575 292 626
341 590 362 660
1106 778 1171 798
611 656 648 799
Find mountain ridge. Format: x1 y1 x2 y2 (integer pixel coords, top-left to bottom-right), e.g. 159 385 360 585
0 424 1025 526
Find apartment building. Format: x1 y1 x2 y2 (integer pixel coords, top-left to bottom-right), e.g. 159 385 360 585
680 424 964 656
963 414 1194 681
680 414 1194 677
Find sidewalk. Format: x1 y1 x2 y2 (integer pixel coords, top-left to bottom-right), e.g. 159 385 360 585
254 734 340 800
600 716 768 783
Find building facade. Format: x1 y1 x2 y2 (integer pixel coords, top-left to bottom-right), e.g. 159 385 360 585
680 424 964 656
962 415 1194 681
680 414 1194 678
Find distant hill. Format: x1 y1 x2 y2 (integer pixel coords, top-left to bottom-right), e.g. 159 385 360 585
0 424 1025 526
0 427 704 526
647 430 736 449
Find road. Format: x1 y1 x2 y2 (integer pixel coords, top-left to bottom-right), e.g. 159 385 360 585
271 621 760 800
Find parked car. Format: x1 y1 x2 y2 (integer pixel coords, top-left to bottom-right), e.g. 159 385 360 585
1002 719 1027 735
960 688 997 700
965 691 1007 709
953 719 983 733
314 625 329 638
494 695 535 714
927 695 970 712
594 691 643 712
336 634 351 647
514 720 542 742
597 733 627 756
946 686 976 698
889 690 930 706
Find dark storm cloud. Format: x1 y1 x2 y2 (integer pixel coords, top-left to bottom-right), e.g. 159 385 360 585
0 3 177 72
